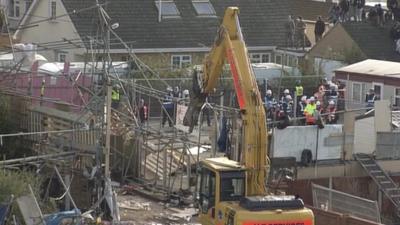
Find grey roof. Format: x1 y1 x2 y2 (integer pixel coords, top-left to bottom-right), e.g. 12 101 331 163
341 22 400 61
61 0 332 50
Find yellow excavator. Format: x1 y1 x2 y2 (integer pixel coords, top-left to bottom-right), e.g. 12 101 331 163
184 7 314 225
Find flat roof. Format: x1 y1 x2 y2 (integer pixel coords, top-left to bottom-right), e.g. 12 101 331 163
335 59 400 78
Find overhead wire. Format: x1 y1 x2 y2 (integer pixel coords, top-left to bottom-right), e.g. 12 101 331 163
17 2 108 29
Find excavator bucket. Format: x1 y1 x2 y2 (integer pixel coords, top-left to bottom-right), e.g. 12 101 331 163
183 69 207 133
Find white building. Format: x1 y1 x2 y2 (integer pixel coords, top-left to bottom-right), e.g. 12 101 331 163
1 0 32 31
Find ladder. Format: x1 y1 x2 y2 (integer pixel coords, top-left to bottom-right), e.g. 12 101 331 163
354 153 400 214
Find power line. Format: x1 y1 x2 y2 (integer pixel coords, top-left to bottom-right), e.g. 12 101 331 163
17 2 107 29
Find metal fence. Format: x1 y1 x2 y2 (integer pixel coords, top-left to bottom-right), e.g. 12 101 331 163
312 183 381 223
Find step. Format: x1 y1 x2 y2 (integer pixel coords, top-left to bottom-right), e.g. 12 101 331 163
364 164 378 168
386 188 400 191
381 181 392 184
390 194 400 198
358 157 372 161
375 175 387 179
370 170 383 174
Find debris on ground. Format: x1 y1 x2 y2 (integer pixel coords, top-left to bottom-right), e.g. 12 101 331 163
119 201 151 211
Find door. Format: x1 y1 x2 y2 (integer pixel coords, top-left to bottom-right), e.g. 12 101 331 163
372 82 383 100
199 168 216 225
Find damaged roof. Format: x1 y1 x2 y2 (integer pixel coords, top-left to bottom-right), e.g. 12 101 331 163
60 0 332 50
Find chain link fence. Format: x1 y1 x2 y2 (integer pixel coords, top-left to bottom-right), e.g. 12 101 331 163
312 183 381 223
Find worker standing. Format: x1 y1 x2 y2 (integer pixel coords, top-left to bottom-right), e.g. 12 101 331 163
281 89 290 102
138 98 148 127
295 80 303 106
297 95 307 124
304 97 317 125
172 86 181 124
326 100 338 124
264 89 275 120
162 87 174 127
365 88 377 110
111 86 120 109
40 79 45 105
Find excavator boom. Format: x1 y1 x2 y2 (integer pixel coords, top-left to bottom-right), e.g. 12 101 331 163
185 7 268 196
184 7 314 225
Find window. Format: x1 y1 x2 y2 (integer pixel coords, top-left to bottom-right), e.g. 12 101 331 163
15 4 20 17
49 1 56 19
25 1 32 13
250 53 271 63
275 54 282 64
57 52 66 62
287 55 298 67
192 0 216 17
155 1 180 18
171 55 191 70
9 0 14 17
395 88 400 106
9 0 20 17
199 168 215 213
220 171 245 202
352 82 362 103
372 82 383 99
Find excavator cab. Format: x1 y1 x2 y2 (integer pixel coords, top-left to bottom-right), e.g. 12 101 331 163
198 158 314 225
198 158 246 225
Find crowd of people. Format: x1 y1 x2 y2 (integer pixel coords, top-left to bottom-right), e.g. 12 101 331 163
135 79 381 130
328 0 366 23
263 77 347 129
161 86 193 128
328 0 400 26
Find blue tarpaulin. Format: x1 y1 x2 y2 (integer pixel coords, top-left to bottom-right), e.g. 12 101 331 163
0 203 11 225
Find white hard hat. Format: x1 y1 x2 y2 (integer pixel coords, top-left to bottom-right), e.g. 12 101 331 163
183 89 189 96
301 96 307 101
166 86 173 92
309 97 315 102
286 95 292 100
284 89 290 94
329 100 335 105
316 101 321 106
266 89 272 95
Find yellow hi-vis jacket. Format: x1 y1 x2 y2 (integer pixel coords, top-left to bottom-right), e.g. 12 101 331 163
112 89 120 101
304 103 316 116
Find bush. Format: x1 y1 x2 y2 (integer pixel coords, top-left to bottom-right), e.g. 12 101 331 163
0 170 41 203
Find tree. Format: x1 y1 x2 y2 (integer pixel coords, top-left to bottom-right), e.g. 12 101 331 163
0 94 31 159
0 170 41 203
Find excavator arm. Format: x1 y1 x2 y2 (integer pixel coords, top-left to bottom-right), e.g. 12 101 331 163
184 7 269 196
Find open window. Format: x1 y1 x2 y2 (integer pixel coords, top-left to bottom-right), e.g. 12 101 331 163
199 168 216 214
192 0 216 17
220 171 245 201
